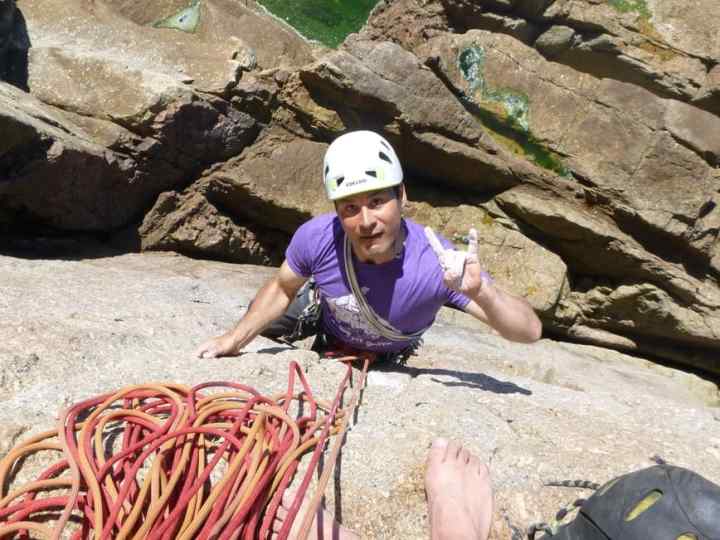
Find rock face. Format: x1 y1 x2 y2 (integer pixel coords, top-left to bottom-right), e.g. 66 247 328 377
0 252 718 539
1 0 720 374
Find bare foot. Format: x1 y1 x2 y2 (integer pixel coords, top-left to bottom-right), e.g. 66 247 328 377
271 490 360 540
425 438 493 540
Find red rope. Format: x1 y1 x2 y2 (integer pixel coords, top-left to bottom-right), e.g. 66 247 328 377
0 360 366 539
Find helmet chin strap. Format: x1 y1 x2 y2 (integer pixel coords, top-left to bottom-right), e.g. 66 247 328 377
393 221 406 259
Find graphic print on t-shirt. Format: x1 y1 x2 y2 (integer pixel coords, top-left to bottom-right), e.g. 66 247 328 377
325 287 394 349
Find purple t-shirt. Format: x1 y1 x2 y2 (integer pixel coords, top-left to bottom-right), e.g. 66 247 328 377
286 214 470 353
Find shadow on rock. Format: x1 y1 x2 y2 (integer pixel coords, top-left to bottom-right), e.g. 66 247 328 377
382 364 533 395
253 346 295 355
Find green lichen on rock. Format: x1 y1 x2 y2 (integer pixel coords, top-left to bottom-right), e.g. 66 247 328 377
256 0 380 48
153 0 202 33
607 0 651 19
607 1 677 62
459 47 530 132
458 45 570 177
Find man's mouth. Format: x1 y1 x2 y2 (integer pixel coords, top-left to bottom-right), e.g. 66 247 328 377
360 232 383 241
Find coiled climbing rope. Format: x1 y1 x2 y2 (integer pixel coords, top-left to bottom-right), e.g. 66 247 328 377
0 358 369 539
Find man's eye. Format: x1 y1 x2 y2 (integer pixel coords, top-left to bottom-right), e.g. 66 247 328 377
370 198 385 208
344 205 359 215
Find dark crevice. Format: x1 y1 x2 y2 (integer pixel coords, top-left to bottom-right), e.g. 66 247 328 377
0 136 52 181
698 200 716 220
184 198 291 265
0 6 30 91
408 173 502 206
609 204 716 282
204 179 312 236
0 225 121 261
543 325 720 384
665 130 719 169
494 195 715 305
440 0 544 44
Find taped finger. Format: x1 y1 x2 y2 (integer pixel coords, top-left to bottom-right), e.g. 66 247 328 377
424 226 446 259
467 228 478 259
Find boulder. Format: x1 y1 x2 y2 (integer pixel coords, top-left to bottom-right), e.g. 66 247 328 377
137 128 331 262
540 0 715 108
0 251 718 539
2 0 720 375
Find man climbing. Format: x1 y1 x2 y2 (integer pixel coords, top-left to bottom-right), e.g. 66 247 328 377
195 130 541 361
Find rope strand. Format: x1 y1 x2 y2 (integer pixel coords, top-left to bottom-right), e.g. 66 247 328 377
0 360 365 539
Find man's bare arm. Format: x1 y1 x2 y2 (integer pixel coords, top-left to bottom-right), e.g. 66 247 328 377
425 226 542 344
463 284 542 344
195 261 308 358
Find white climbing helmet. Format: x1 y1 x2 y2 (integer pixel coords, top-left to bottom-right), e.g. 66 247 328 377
322 130 404 201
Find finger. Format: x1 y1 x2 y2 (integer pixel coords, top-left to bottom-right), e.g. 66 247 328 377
444 270 461 290
445 250 466 278
196 343 218 359
424 226 446 259
466 228 478 258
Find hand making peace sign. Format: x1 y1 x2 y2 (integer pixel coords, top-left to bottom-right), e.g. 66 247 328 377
424 227 492 298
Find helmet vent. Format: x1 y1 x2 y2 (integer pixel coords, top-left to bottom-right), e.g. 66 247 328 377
378 151 392 164
676 534 698 540
380 140 390 149
336 176 345 186
365 170 377 177
625 490 663 521
324 165 329 177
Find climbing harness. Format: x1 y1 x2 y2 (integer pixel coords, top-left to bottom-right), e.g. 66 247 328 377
0 358 370 539
525 461 720 540
282 279 323 343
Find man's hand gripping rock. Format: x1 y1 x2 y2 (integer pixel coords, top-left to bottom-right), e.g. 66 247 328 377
424 227 491 298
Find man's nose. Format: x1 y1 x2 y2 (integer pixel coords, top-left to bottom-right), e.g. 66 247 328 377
360 206 375 228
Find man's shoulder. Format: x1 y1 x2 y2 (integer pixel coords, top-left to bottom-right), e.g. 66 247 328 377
291 213 341 254
286 213 340 274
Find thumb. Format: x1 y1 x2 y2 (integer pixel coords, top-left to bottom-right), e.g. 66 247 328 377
196 343 217 359
466 228 478 261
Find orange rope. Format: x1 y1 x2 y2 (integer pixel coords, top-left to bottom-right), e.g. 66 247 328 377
0 359 365 539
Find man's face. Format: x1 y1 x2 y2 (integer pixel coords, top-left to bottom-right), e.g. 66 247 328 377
335 187 405 264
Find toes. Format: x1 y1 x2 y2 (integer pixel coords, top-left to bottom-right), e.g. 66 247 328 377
459 447 471 465
427 437 449 467
446 440 462 462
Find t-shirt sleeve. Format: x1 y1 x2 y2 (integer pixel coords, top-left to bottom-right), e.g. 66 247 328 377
445 289 471 310
285 220 316 278
436 231 472 310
